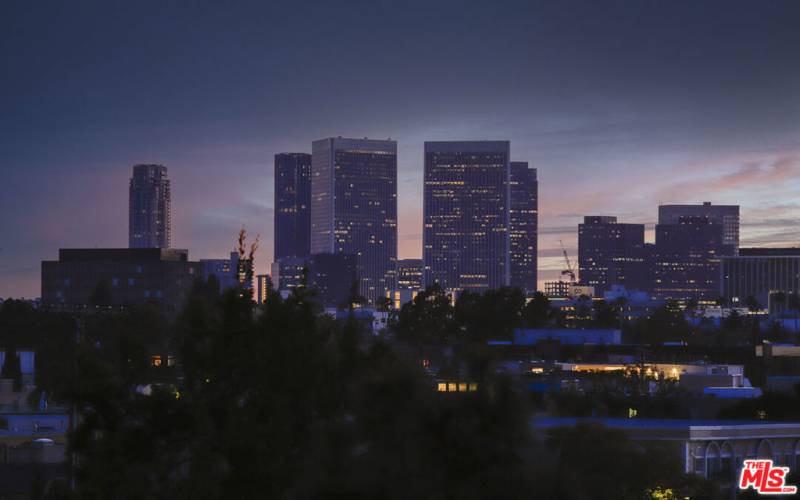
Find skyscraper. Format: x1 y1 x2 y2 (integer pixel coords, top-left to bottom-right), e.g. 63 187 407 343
310 137 397 304
658 202 739 252
652 216 727 303
274 153 312 260
509 161 538 294
423 141 510 292
578 216 646 295
129 164 171 249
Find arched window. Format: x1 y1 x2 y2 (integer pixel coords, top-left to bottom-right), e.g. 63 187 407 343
706 442 721 480
720 442 734 481
756 439 774 460
691 444 706 475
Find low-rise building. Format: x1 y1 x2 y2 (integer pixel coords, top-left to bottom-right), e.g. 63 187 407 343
41 248 199 313
533 417 800 491
513 328 622 346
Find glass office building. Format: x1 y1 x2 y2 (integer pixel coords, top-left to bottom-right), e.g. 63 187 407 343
310 137 397 304
274 153 312 260
423 141 510 292
509 161 538 294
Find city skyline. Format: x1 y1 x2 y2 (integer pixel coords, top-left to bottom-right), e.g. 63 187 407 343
3 0 800 298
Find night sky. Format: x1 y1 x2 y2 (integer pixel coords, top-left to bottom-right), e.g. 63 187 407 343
2 0 799 298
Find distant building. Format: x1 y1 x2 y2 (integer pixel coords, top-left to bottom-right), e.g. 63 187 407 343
544 281 594 299
578 216 646 295
652 216 729 304
513 328 621 346
255 274 271 304
509 161 538 294
386 289 419 310
533 417 800 489
129 164 171 249
307 253 358 307
0 350 35 386
721 248 800 308
603 285 665 321
311 137 397 305
41 248 198 313
659 202 739 253
199 256 238 292
274 153 312 260
271 256 308 297
396 259 423 291
423 141 510 292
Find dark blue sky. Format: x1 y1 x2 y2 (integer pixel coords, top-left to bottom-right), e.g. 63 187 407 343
2 0 799 297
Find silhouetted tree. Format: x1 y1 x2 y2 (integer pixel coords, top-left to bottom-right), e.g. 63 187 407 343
523 291 552 327
394 284 454 344
1 342 22 391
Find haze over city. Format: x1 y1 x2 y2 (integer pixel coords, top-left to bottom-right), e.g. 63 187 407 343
2 0 799 298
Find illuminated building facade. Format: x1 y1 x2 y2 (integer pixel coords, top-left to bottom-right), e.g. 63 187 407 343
659 202 739 253
310 137 397 304
397 259 423 290
255 274 271 304
721 248 800 308
423 141 510 292
129 164 171 249
274 153 312 260
271 256 308 295
509 161 538 294
578 216 646 295
652 216 728 303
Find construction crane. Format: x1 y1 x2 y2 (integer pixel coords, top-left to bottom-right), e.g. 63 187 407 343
559 240 576 285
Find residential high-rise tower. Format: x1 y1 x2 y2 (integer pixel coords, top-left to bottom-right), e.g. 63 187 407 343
129 164 171 249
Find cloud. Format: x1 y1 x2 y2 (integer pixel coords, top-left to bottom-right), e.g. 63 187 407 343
656 153 800 202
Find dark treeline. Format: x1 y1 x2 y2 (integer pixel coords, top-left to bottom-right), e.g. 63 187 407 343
393 285 796 347
0 281 726 499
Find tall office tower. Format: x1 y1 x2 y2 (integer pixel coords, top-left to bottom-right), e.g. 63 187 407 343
310 137 398 304
509 161 538 294
396 259 423 291
274 153 312 260
652 216 727 304
423 141 510 292
307 253 358 308
578 216 646 295
129 164 171 248
658 202 739 253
